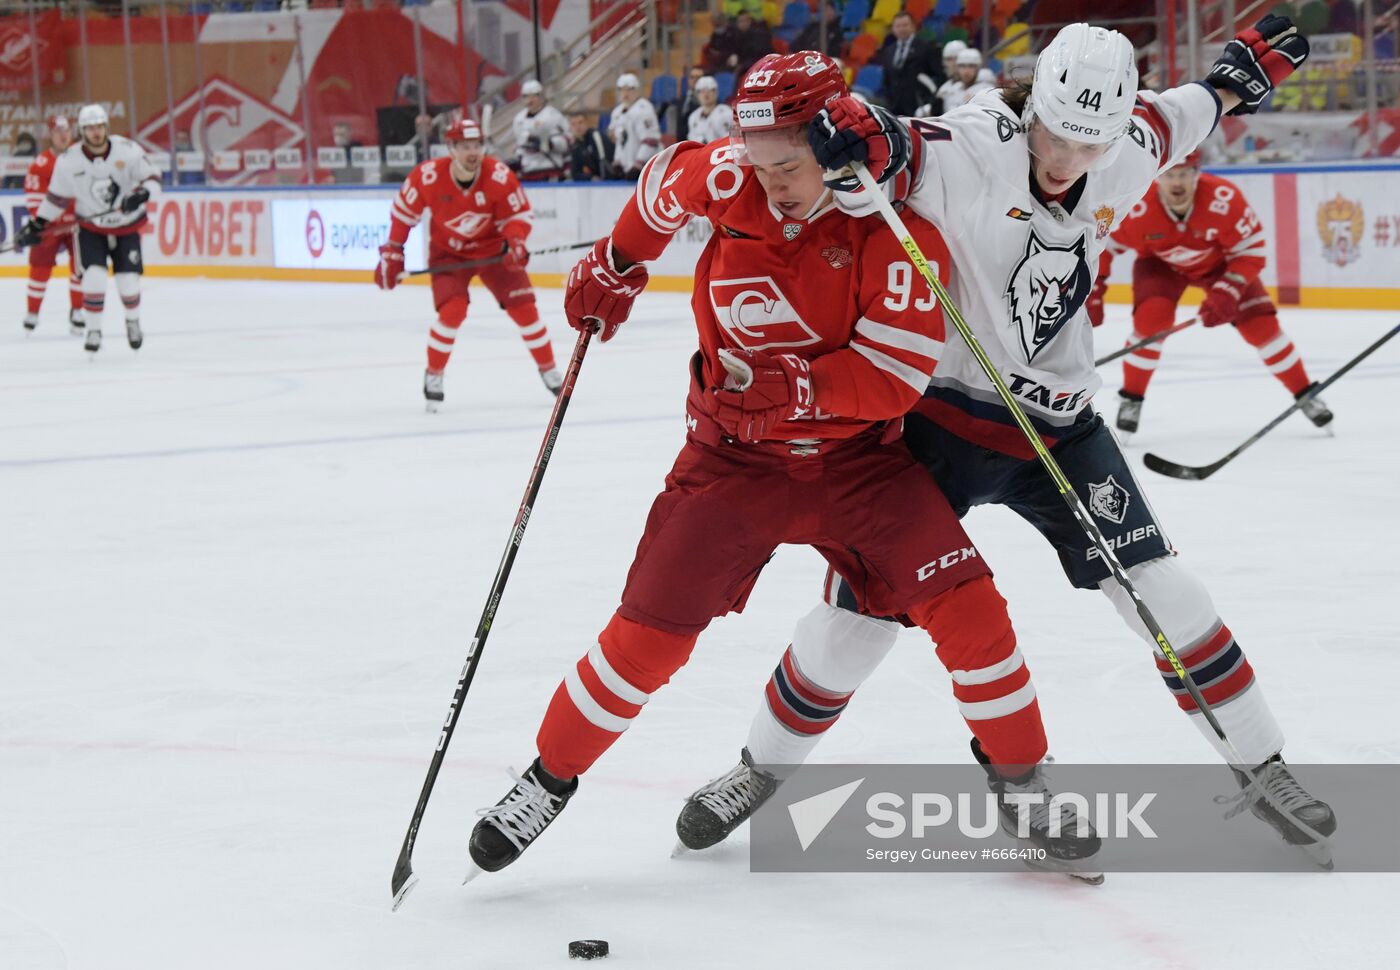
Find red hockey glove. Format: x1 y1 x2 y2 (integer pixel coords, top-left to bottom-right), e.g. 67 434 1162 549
1206 14 1310 115
809 97 911 192
1199 277 1245 327
704 348 814 443
1086 278 1107 328
565 237 648 342
375 242 404 291
505 236 530 267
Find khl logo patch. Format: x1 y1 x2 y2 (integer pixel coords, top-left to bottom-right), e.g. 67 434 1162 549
1087 475 1130 525
1005 228 1091 363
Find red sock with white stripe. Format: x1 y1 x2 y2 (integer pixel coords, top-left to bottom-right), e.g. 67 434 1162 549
426 298 467 374
506 303 557 372
908 575 1048 773
26 265 52 315
536 612 699 780
69 271 83 311
1121 297 1176 398
1237 314 1311 396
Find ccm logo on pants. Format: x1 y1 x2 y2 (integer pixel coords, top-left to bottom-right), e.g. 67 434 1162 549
917 547 979 582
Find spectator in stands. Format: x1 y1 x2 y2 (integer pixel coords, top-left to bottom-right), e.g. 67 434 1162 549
175 129 206 186
701 11 739 74
329 121 363 185
568 111 613 181
729 11 775 77
880 12 942 117
3 131 36 188
676 66 706 142
413 113 441 163
793 4 843 59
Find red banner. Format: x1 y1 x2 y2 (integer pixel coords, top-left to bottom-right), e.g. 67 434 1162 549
0 11 65 93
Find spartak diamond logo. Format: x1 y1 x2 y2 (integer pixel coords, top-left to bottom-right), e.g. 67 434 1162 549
709 277 821 351
136 77 304 184
0 26 45 73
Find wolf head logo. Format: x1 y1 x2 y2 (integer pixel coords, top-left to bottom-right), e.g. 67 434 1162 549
1006 228 1091 363
1087 475 1130 525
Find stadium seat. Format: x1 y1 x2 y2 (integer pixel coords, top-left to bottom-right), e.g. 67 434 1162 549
871 0 902 25
935 0 962 22
861 18 889 43
762 1 782 26
781 2 811 30
713 70 736 102
1296 0 1328 35
905 0 933 23
191 1 212 13
597 111 610 136
252 0 280 11
1000 21 1030 56
853 64 885 96
650 74 679 106
840 0 870 34
847 32 880 67
222 1 248 12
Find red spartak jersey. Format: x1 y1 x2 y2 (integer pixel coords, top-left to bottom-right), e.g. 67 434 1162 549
388 154 531 259
1105 171 1267 284
614 138 951 444
24 149 74 218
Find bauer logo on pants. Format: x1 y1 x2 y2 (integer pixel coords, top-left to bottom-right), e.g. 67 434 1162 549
1087 475 1130 524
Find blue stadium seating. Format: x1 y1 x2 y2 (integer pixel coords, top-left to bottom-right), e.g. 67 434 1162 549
650 74 679 106
840 0 870 33
713 70 736 102
853 64 885 95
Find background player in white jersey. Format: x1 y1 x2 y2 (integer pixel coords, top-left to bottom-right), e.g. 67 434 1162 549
677 19 1336 866
511 80 570 181
608 72 661 179
19 103 160 355
685 76 734 144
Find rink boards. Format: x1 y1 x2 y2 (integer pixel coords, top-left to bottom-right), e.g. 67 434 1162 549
0 161 1396 309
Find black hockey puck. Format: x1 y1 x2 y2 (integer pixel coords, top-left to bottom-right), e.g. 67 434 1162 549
568 939 609 960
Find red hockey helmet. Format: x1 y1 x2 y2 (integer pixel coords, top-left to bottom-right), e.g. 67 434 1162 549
732 51 848 133
1178 149 1203 169
444 118 482 144
47 114 70 132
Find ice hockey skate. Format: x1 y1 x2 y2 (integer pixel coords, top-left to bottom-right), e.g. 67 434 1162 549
1295 383 1334 430
126 318 143 350
466 758 577 879
69 308 85 334
23 312 39 332
539 366 564 397
973 740 1103 885
84 328 101 354
674 748 779 854
423 369 444 412
1116 391 1143 436
1225 755 1336 869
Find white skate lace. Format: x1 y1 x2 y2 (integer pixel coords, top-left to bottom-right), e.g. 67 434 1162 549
1216 761 1317 820
475 768 565 852
694 764 753 823
1000 770 1091 837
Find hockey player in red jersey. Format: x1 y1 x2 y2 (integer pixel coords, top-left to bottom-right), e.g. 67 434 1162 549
20 116 84 335
466 52 1100 880
1094 151 1333 434
374 117 562 410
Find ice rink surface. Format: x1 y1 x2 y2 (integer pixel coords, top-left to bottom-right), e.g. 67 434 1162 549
2 278 1397 970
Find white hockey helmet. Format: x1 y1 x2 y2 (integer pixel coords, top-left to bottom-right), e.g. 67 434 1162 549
955 48 983 68
1027 24 1137 152
942 40 967 61
521 79 543 97
616 73 640 89
77 103 108 129
694 75 718 92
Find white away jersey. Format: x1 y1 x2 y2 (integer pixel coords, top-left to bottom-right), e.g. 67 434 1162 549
512 104 570 176
37 135 160 234
609 98 661 174
841 82 1220 453
686 103 734 145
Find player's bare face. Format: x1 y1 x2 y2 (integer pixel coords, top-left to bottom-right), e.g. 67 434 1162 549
81 123 108 152
743 129 827 217
699 88 717 109
51 126 72 152
1027 119 1110 194
1158 165 1198 213
449 139 483 179
525 94 544 113
618 87 638 107
957 65 978 84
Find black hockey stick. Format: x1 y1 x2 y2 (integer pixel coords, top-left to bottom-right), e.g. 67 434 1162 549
405 239 598 278
390 325 593 910
852 162 1334 854
1144 321 1399 481
1094 317 1199 367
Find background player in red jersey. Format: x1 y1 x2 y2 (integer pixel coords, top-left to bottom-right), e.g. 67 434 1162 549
20 116 84 336
1091 151 1333 434
465 52 1099 880
374 117 561 411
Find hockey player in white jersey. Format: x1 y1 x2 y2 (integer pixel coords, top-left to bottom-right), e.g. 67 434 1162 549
685 76 734 144
937 48 994 113
511 80 570 181
676 20 1336 870
608 72 661 179
18 103 159 355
